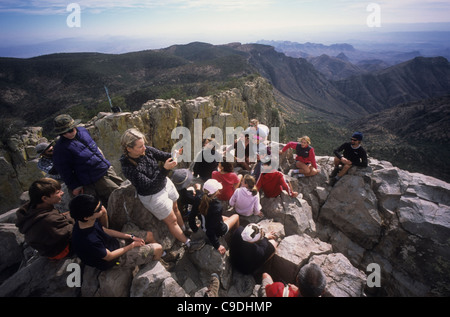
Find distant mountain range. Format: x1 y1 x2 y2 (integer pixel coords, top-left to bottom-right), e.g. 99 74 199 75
0 41 449 181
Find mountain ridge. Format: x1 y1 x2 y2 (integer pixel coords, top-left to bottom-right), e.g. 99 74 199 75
1 41 449 182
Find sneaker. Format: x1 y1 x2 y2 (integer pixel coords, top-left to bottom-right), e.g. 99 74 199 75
186 239 206 253
288 170 294 177
205 273 220 297
297 173 305 178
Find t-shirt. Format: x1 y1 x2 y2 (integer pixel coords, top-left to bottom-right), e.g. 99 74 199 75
72 219 120 270
265 282 300 297
212 171 240 201
229 226 275 275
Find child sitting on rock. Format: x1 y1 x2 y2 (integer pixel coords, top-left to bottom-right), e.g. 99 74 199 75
229 174 263 217
256 160 298 198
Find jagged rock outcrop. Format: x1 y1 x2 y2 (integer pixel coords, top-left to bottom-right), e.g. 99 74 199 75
1 153 449 297
0 77 284 215
0 79 448 297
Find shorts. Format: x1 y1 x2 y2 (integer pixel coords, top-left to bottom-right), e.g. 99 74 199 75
138 178 180 220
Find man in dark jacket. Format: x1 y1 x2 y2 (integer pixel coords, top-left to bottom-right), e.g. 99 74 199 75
52 114 123 206
330 131 368 186
16 178 74 259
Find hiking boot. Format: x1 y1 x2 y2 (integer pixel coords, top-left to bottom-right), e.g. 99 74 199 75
205 273 220 297
159 258 175 271
329 177 337 187
186 239 205 253
330 166 340 178
162 250 180 262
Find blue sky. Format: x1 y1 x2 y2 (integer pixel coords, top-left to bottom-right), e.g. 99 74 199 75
1 1 450 49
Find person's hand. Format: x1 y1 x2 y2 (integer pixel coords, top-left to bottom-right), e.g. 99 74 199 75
291 191 299 198
164 158 177 170
288 283 299 293
218 245 226 255
130 239 145 249
266 230 277 240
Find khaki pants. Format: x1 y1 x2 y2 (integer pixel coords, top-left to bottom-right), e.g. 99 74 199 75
84 166 123 207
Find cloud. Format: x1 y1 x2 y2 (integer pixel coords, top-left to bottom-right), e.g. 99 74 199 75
0 0 274 15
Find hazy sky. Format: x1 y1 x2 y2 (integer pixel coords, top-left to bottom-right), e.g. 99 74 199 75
1 0 450 48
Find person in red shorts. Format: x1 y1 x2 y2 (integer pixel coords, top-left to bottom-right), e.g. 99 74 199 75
256 160 298 198
262 263 327 297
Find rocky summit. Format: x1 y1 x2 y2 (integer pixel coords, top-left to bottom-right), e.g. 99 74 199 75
0 80 449 297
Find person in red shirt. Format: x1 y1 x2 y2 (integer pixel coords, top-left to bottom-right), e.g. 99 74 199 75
256 160 298 198
262 263 327 297
212 160 242 201
280 136 319 177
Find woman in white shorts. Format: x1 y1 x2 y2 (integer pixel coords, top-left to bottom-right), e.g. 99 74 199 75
120 128 204 252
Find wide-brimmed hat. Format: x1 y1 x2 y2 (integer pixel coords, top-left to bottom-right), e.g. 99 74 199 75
241 223 264 243
53 114 81 134
171 169 193 190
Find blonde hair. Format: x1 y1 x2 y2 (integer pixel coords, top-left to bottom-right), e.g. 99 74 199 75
243 174 258 196
250 119 259 126
297 136 311 145
120 128 147 155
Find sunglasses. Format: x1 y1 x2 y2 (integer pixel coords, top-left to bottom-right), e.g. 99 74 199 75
351 138 358 141
63 128 75 135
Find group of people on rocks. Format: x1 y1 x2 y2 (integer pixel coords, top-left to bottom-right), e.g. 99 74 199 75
16 114 368 297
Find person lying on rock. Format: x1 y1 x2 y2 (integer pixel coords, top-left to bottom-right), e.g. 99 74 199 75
16 178 74 260
120 128 205 253
69 194 163 270
330 131 368 186
261 263 327 297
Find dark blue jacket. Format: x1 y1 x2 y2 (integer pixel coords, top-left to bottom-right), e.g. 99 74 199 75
53 127 110 190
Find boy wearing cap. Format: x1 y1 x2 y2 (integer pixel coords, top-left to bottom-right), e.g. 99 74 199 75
52 114 123 206
171 168 201 218
229 223 278 275
330 131 368 186
36 142 61 180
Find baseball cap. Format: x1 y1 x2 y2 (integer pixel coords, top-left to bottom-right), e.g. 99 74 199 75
241 224 264 243
203 179 223 195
